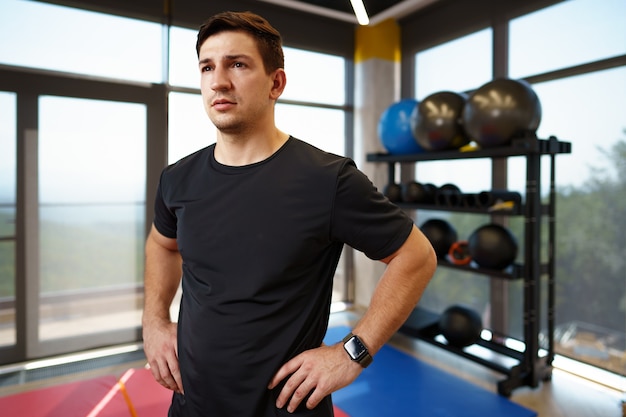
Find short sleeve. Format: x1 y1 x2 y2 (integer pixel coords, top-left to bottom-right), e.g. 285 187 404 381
153 171 178 239
330 160 413 260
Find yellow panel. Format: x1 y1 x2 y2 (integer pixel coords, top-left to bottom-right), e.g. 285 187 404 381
355 19 401 63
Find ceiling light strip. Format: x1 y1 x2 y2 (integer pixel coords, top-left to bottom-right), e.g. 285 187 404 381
369 0 440 25
350 0 370 25
257 0 357 24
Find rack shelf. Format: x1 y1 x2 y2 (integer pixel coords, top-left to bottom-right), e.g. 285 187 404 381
395 202 554 217
369 135 571 396
394 202 525 216
366 136 571 163
400 307 552 396
437 259 525 280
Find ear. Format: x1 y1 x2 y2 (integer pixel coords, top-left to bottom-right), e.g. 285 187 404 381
269 68 287 100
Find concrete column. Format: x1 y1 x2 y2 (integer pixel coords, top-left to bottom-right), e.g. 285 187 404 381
352 19 401 309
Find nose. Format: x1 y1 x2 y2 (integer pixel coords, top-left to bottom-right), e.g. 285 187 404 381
210 66 231 91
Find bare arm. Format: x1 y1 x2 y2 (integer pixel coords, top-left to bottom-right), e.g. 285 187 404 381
142 224 184 393
269 225 437 412
350 224 437 355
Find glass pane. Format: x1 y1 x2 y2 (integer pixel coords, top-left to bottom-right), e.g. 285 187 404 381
511 67 626 375
169 26 200 89
276 103 345 156
168 92 216 164
0 92 17 348
509 67 626 191
415 28 492 99
509 0 626 79
0 92 17 218
413 29 493 201
282 47 345 105
0 0 163 83
414 160 492 194
38 96 147 341
0 240 16 349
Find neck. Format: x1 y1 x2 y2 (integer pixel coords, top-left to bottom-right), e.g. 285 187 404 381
214 128 289 166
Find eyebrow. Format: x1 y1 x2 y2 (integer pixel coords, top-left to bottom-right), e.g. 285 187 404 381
198 54 252 66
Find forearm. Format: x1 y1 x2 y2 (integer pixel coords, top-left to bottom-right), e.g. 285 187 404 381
141 226 184 393
352 226 437 354
142 227 182 327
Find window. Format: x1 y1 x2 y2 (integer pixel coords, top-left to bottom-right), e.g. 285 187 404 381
414 1 626 381
1 2 353 361
517 68 626 376
38 96 147 340
414 28 492 99
413 29 493 317
0 92 16 223
509 0 626 375
0 0 163 83
509 0 626 79
0 0 159 361
169 26 200 89
0 92 17 348
276 104 346 156
413 28 494 193
168 92 216 164
281 47 346 106
507 0 626 378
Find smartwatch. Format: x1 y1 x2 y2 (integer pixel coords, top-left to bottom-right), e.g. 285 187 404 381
342 332 373 368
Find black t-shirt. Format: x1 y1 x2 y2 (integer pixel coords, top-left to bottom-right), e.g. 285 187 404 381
153 137 413 416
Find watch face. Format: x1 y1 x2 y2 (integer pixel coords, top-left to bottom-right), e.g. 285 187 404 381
345 336 367 359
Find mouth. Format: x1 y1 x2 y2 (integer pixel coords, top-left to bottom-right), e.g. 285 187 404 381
211 98 235 107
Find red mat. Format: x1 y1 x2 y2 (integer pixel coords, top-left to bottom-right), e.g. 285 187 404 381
97 368 171 417
0 367 350 416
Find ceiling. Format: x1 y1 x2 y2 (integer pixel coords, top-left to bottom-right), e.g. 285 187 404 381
258 0 440 25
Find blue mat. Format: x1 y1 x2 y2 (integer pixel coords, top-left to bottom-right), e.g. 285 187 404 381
324 326 537 417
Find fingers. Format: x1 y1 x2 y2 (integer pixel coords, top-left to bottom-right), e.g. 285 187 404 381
143 322 184 394
269 345 361 413
269 355 311 412
275 365 328 412
275 367 310 412
268 356 301 390
171 361 184 394
149 355 184 394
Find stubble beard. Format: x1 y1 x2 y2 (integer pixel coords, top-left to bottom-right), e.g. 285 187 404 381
210 112 248 136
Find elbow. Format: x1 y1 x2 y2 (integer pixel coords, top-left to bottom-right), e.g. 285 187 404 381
413 227 437 282
423 242 438 278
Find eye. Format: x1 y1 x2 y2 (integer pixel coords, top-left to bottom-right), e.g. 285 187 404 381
233 62 246 68
201 65 213 72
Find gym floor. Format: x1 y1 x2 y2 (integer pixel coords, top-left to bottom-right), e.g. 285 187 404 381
0 310 622 417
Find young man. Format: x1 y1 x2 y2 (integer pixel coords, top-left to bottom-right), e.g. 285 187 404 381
142 11 436 417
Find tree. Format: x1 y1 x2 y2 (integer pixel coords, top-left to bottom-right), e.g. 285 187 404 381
555 138 626 334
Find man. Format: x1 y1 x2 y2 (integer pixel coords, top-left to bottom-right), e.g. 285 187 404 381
142 10 436 417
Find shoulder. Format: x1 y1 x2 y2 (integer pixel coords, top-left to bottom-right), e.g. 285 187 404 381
157 145 214 201
285 137 353 171
161 145 213 181
166 143 215 171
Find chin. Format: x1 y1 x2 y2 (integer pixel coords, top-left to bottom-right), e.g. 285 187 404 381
213 121 245 135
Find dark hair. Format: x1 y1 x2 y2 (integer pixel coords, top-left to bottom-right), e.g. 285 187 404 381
196 11 284 74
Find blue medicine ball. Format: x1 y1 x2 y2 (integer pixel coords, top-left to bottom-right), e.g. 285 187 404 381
378 99 423 155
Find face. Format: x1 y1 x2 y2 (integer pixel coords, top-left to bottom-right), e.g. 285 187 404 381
198 30 286 135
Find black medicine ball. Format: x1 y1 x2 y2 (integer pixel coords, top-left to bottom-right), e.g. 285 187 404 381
420 218 457 258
